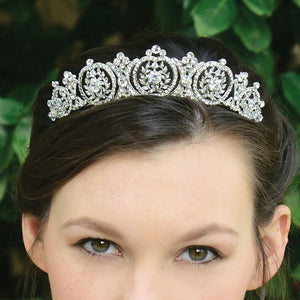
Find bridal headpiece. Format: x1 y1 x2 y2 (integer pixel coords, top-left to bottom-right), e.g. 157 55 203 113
47 45 265 122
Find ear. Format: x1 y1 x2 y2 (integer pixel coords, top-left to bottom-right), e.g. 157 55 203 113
247 204 291 290
22 213 48 272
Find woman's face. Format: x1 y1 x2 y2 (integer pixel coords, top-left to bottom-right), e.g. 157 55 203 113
38 135 260 300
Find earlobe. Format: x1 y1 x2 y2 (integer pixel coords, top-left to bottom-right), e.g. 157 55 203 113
247 205 291 290
22 214 48 272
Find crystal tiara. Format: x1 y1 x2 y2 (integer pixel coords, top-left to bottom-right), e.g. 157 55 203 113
47 45 265 122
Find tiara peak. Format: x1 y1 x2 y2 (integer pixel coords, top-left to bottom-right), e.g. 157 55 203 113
47 45 265 122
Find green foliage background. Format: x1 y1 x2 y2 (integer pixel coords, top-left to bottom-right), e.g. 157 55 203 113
0 0 299 298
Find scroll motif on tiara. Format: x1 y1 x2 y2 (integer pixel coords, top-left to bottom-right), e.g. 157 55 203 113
47 45 265 122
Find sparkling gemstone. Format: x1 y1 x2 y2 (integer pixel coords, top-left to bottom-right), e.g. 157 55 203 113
207 78 222 91
152 62 159 69
86 59 94 66
88 78 102 93
152 45 161 54
52 81 59 88
182 75 192 87
219 59 226 65
148 71 162 86
64 71 71 78
119 78 128 87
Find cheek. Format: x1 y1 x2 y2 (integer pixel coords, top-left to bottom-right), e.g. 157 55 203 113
43 237 126 299
169 247 258 300
212 239 259 298
165 228 259 299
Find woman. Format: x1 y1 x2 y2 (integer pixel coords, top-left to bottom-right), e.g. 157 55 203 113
18 33 297 299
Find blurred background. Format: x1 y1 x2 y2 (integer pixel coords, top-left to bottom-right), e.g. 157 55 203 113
0 0 299 299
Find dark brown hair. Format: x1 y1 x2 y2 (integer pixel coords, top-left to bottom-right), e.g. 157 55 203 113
17 33 297 299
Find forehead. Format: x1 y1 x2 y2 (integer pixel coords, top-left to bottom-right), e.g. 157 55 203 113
51 134 254 233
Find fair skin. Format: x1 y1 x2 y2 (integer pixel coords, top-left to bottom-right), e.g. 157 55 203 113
23 134 291 300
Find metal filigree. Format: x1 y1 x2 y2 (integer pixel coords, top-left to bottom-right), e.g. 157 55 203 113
47 45 265 122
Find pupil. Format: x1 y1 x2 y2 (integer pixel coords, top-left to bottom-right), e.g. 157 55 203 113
91 240 110 252
188 247 207 260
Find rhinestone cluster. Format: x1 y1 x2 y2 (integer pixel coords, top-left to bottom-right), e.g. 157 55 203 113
47 45 265 122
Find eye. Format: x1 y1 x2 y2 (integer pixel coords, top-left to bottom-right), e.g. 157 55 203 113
177 246 221 265
79 238 120 257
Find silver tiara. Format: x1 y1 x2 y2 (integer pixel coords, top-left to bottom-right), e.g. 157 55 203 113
47 45 265 122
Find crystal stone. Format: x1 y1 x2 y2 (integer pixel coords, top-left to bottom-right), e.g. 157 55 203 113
151 45 161 54
148 71 162 86
88 78 102 93
207 78 222 92
119 78 127 87
86 59 94 66
182 75 192 87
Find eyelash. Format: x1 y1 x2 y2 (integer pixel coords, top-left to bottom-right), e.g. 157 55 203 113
176 245 222 266
76 238 222 266
76 238 121 258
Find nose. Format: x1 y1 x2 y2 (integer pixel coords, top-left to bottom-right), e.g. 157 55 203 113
123 263 168 300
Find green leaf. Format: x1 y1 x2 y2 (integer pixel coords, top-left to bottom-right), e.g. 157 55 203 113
0 125 14 173
242 0 279 16
285 189 300 227
192 0 237 37
0 98 24 125
233 6 271 53
76 0 93 9
0 174 7 202
266 270 292 299
9 0 33 24
281 72 300 116
246 48 276 89
183 0 198 10
182 0 199 26
12 115 32 163
293 264 300 281
154 0 183 31
293 0 300 8
0 124 7 151
6 84 39 108
41 68 59 86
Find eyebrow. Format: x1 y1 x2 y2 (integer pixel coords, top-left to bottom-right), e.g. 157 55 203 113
62 217 125 240
177 223 239 244
62 217 238 242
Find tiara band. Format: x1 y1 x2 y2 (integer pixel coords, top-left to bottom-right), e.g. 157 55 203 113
47 45 265 122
